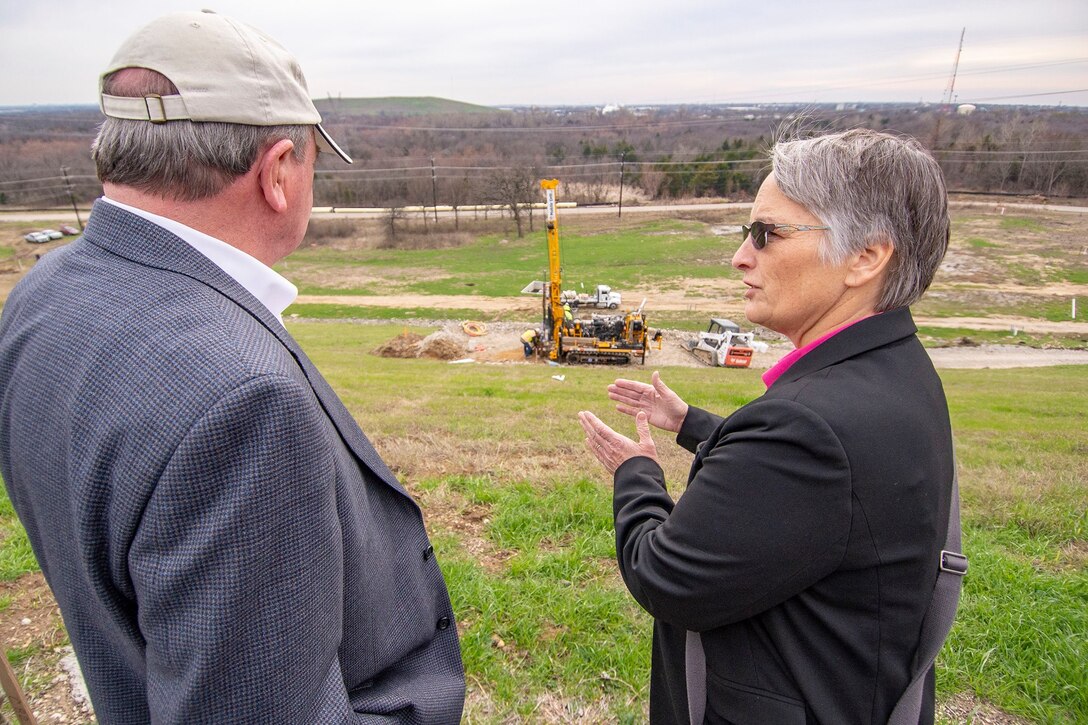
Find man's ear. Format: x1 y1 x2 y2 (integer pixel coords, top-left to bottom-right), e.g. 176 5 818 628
845 238 895 289
257 139 296 214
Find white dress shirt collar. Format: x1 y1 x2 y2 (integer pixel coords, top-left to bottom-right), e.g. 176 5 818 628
101 197 298 325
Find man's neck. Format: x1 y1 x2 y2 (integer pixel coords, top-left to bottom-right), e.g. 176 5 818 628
103 182 274 264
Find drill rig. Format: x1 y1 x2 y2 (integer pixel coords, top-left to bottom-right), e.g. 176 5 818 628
534 179 651 365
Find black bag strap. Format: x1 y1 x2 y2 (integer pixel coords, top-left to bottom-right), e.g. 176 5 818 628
887 460 968 725
686 463 968 725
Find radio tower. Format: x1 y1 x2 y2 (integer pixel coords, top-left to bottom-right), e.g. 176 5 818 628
930 27 966 150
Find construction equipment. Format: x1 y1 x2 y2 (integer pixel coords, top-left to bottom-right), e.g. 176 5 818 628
532 179 650 365
685 318 756 368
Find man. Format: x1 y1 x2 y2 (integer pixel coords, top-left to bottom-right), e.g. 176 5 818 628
520 328 538 357
0 11 464 723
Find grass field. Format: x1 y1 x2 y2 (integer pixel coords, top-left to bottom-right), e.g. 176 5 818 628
313 324 1088 723
263 207 1088 345
0 204 1085 721
6 323 1082 721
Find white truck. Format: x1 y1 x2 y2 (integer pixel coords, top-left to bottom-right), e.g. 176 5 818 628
560 284 622 310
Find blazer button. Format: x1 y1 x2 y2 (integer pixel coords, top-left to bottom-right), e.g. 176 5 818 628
436 616 450 630
423 545 434 561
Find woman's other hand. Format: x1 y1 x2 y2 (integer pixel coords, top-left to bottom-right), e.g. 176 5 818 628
608 371 689 434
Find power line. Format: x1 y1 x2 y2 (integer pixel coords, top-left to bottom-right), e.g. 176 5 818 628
960 88 1088 103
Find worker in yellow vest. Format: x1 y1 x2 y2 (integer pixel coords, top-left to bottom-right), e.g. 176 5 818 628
521 329 538 358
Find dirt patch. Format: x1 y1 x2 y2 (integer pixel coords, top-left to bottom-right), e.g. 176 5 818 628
410 476 516 575
532 691 629 723
0 573 92 723
418 330 468 360
373 329 483 361
370 320 1087 371
372 330 424 358
1048 540 1088 572
937 693 1031 724
925 345 1088 369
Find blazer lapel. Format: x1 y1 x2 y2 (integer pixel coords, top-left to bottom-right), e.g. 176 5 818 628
82 200 411 499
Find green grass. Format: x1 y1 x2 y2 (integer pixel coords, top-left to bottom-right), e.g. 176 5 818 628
279 217 741 300
424 476 650 719
285 304 524 322
271 209 1086 355
299 323 1088 722
1 193 1086 721
0 323 1084 719
916 326 1088 350
999 217 1046 232
913 293 1086 324
1062 268 1088 285
0 489 38 581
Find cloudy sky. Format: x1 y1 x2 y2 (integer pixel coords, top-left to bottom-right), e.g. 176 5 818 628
3 0 1085 108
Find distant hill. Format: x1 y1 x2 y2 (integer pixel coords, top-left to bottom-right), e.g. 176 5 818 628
314 96 499 116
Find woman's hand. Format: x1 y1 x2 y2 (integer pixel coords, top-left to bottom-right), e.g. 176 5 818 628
607 371 689 434
578 410 659 475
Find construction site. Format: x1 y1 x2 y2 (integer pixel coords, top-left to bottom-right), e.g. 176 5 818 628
372 179 766 369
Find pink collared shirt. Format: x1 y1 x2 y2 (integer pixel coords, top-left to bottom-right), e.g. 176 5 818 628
761 316 873 389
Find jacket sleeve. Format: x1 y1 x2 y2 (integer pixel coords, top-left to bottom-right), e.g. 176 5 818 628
613 397 853 631
676 405 725 453
128 374 363 723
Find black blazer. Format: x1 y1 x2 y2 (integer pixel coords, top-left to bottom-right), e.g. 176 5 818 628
614 308 953 724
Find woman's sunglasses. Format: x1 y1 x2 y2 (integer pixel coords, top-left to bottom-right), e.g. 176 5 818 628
741 221 831 250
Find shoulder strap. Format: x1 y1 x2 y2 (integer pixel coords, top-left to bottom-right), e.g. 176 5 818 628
887 459 968 725
685 630 706 725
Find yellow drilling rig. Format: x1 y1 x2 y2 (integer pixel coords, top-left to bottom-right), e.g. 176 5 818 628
532 179 655 364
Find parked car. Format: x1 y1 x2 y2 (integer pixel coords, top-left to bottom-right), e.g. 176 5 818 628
40 229 64 240
24 232 51 244
59 224 80 236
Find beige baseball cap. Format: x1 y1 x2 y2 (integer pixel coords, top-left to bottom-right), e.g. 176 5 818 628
99 9 351 164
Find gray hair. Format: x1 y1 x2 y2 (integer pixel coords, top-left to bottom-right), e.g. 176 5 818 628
771 128 950 311
92 68 312 201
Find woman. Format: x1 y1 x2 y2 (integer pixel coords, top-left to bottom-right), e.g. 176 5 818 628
579 129 956 724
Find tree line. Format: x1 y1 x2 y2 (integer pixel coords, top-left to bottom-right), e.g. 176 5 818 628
1 103 1085 222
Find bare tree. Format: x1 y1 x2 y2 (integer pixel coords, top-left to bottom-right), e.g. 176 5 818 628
486 166 538 238
448 175 475 231
386 206 406 243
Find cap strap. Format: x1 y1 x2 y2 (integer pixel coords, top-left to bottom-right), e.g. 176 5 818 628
101 93 191 123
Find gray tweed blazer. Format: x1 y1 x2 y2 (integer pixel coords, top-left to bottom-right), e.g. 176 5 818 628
0 200 465 723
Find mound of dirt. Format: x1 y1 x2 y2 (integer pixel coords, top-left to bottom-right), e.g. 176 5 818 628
373 332 424 358
418 330 468 360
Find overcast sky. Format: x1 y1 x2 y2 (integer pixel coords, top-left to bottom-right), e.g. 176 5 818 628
3 0 1086 108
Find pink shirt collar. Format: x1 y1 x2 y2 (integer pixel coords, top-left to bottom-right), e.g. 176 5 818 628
762 315 873 388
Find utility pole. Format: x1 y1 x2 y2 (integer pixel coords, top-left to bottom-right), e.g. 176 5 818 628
61 166 84 231
430 158 439 223
617 151 626 218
